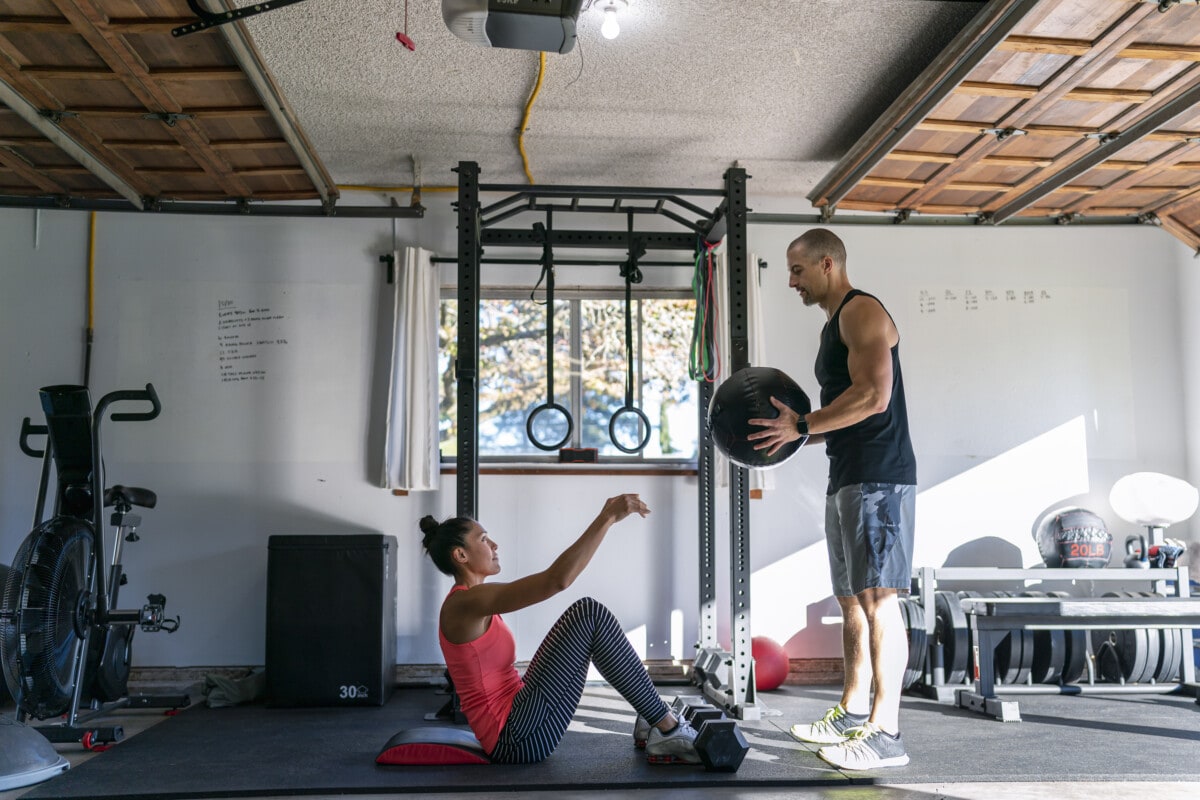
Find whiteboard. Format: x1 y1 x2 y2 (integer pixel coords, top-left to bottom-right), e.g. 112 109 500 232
114 280 369 463
903 285 1135 461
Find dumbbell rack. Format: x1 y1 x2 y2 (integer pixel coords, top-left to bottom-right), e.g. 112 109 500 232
909 566 1198 709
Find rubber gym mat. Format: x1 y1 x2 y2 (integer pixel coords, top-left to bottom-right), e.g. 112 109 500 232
17 684 1200 799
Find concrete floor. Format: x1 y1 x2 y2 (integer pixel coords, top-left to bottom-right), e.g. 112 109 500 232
3 688 1198 800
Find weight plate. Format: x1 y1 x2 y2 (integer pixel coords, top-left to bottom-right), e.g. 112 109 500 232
1093 592 1149 683
908 597 928 678
1090 627 1123 682
1126 592 1160 685
985 592 1018 684
898 597 916 690
1095 592 1143 682
993 638 1021 686
1021 591 1066 684
1163 628 1184 683
990 592 1032 685
1005 592 1035 685
1048 591 1087 684
1132 592 1171 686
934 591 969 685
897 597 912 689
898 597 925 690
1156 624 1178 684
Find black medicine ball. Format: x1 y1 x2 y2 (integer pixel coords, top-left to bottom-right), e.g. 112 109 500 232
1033 508 1111 568
707 366 812 469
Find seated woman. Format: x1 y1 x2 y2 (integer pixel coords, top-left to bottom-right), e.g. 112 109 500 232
420 493 699 765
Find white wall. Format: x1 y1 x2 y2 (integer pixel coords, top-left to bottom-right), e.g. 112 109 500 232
1 200 1194 669
1176 237 1200 565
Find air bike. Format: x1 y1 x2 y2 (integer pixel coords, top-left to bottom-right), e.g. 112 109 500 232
1 383 186 768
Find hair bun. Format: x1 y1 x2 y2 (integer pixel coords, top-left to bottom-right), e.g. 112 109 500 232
418 515 440 539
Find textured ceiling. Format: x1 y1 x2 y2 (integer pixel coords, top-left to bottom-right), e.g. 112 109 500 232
241 0 984 195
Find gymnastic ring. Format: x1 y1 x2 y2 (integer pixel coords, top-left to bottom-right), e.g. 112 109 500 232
527 402 573 451
608 405 651 454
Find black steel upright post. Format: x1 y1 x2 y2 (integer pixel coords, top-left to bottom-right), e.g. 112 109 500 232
455 161 481 519
697 380 717 652
724 166 758 717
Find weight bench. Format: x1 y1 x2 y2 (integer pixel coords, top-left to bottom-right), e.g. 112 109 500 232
957 595 1200 722
376 726 490 765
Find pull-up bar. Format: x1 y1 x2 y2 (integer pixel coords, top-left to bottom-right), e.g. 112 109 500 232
477 182 727 244
429 256 694 267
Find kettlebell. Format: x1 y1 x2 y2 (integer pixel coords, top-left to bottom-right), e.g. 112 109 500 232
1123 534 1148 568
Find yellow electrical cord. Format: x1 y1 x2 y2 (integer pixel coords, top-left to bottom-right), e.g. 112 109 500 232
341 52 546 192
518 52 547 185
87 211 96 330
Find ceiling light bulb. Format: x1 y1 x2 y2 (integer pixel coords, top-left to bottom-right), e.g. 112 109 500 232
601 6 620 39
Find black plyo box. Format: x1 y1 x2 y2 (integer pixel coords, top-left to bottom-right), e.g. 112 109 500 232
265 534 397 707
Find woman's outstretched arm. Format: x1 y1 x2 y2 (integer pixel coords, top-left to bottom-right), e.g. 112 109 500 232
452 494 649 619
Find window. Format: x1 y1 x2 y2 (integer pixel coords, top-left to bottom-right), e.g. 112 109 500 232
438 291 699 461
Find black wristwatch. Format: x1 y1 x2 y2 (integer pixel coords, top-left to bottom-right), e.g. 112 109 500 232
796 415 809 438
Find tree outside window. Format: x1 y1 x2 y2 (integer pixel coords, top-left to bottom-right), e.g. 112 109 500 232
438 294 698 461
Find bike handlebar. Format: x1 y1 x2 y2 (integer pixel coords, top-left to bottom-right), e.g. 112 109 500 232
100 383 161 422
17 384 159 458
19 417 47 458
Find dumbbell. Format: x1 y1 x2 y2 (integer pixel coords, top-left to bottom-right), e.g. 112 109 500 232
644 696 750 772
688 705 750 773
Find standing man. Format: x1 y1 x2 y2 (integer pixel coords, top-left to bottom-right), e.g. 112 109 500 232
748 228 917 770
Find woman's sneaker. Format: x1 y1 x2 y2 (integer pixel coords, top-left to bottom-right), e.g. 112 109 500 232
632 715 651 749
645 719 702 764
789 704 868 744
817 722 909 769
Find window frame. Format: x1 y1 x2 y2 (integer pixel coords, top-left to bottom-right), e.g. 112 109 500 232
439 285 701 467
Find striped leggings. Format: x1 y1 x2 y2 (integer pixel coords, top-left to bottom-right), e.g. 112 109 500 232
488 596 671 764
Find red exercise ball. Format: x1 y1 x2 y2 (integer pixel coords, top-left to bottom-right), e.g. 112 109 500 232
752 636 789 691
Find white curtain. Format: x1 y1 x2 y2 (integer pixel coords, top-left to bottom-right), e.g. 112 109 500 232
713 245 774 493
381 246 440 492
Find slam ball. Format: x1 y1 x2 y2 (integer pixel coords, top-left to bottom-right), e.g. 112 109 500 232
707 367 811 469
752 636 789 691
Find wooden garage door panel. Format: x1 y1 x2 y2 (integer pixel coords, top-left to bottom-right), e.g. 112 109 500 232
1016 0 1136 41
0 0 333 205
964 49 1070 87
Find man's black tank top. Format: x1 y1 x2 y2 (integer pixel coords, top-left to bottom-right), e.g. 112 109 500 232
815 289 917 494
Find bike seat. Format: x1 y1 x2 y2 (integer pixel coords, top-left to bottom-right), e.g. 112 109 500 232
104 485 157 509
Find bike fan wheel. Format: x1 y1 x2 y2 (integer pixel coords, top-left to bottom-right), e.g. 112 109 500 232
0 561 12 707
0 517 94 719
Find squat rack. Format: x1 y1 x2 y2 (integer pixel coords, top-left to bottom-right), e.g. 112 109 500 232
452 161 763 718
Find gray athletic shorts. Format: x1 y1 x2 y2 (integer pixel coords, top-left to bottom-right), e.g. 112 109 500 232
825 482 916 597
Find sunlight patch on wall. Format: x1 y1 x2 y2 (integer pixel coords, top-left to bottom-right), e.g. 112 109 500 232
914 416 1090 569
670 608 684 661
750 539 839 650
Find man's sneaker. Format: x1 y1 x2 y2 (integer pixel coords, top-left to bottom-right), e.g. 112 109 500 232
645 719 702 764
632 715 651 749
789 704 868 744
817 722 909 769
